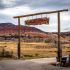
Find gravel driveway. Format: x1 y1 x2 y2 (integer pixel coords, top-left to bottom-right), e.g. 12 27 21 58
0 58 70 70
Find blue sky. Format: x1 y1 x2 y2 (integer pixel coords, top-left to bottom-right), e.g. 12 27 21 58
0 0 70 32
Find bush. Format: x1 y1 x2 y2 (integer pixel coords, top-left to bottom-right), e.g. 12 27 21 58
0 51 13 58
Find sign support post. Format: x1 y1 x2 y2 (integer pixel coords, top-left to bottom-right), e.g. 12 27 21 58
57 12 62 62
17 18 21 59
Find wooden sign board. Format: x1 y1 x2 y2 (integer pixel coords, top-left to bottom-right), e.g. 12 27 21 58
25 17 49 25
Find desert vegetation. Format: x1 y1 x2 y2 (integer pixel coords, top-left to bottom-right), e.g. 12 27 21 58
0 23 70 59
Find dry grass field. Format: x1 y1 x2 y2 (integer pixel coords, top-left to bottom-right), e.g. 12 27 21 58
0 41 70 59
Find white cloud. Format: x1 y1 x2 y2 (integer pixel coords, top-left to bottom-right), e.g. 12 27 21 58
0 5 70 32
0 5 33 16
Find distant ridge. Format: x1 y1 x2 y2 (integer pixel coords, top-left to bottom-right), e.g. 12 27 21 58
0 23 15 27
0 23 69 37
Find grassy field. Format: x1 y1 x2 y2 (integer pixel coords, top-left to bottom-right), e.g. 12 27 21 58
0 41 70 59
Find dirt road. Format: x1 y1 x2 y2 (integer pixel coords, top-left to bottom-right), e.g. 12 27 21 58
0 58 69 70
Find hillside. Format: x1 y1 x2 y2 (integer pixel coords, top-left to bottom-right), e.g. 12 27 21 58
0 23 47 38
0 23 69 43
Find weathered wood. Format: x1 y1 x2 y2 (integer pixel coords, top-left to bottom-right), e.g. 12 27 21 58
17 18 21 59
14 9 68 18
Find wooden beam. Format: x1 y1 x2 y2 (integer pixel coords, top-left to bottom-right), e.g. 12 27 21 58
14 9 68 18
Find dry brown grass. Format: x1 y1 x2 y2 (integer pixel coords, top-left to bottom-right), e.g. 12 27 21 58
0 41 70 59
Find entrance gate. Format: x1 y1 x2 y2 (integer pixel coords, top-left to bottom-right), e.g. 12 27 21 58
14 9 68 62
